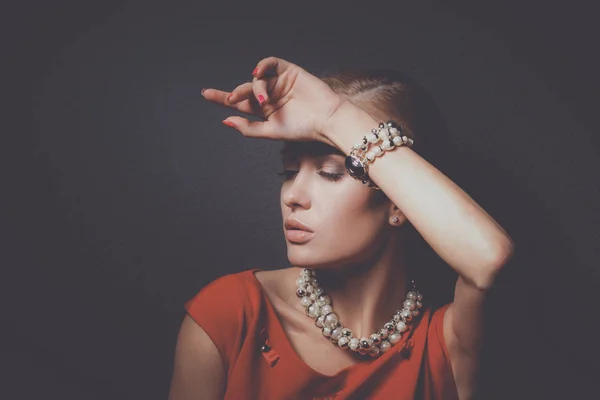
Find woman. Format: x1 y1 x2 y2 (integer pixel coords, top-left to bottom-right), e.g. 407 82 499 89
168 56 514 400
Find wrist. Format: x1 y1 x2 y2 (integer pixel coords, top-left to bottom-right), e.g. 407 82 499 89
321 100 381 155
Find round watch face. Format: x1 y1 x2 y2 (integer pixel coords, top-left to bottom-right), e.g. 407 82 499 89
345 155 365 178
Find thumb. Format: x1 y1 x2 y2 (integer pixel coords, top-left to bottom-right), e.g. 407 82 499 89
222 116 278 139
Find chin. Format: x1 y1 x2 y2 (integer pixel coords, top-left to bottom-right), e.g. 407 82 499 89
287 250 321 268
286 250 342 270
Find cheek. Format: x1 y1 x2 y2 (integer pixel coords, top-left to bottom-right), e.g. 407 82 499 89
319 194 386 243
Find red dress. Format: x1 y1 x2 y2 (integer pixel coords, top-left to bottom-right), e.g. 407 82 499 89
185 269 459 399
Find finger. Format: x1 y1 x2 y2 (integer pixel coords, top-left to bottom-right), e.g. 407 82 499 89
251 76 269 106
222 116 279 139
250 56 294 105
201 88 233 106
202 86 263 117
252 56 293 79
227 82 254 104
229 98 265 118
251 74 279 106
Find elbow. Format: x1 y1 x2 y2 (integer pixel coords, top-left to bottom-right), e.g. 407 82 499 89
471 237 515 291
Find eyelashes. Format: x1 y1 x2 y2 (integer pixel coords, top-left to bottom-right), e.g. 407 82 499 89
277 170 344 182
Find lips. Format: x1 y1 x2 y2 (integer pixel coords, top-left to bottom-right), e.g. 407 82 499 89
284 218 315 244
284 218 314 232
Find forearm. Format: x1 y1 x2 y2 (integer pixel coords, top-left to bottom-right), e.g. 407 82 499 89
324 101 514 289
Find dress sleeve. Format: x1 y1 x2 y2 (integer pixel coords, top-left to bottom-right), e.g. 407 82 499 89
184 273 251 368
424 303 459 400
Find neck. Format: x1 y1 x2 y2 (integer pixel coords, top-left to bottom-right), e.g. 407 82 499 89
294 233 410 338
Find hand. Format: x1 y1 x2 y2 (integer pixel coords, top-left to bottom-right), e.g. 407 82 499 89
201 56 346 146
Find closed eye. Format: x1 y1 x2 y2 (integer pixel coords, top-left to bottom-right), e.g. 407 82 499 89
277 170 344 182
319 171 344 181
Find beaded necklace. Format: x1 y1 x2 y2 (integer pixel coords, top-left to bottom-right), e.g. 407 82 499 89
296 268 422 357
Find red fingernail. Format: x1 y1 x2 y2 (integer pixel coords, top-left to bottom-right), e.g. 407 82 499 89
222 120 236 128
252 67 259 77
257 94 266 105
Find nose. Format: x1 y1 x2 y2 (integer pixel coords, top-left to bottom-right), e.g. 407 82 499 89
281 169 312 210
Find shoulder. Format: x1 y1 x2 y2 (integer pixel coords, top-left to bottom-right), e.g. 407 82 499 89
183 269 263 364
169 314 227 399
185 269 259 314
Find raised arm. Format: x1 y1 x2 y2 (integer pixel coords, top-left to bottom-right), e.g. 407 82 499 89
168 315 226 400
325 101 514 288
324 100 514 399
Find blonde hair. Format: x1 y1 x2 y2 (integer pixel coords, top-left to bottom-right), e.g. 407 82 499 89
320 67 452 172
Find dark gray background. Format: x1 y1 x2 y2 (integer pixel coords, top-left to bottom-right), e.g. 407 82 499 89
2 0 598 399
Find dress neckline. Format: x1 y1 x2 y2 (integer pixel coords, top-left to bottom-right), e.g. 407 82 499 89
246 268 417 380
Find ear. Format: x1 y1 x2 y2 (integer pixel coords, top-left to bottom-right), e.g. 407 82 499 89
389 203 407 226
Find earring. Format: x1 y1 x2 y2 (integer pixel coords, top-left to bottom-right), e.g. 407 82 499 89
391 217 399 224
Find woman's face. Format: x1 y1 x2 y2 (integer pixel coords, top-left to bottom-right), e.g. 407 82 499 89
280 142 393 269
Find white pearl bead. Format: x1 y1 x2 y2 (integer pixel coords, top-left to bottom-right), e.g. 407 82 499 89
380 340 391 352
383 141 394 150
296 277 305 287
392 136 403 146
322 327 332 337
401 309 412 320
338 336 350 348
403 299 416 311
314 288 323 297
315 315 325 328
305 284 314 293
309 293 317 301
353 143 362 150
300 296 312 307
416 301 422 309
316 295 331 307
373 146 383 156
331 327 343 341
320 304 332 316
367 133 378 143
389 127 399 136
324 313 339 329
408 138 414 146
416 293 423 301
349 338 359 351
396 321 407 333
366 152 375 161
307 304 320 318
379 328 389 339
407 291 418 301
389 332 402 344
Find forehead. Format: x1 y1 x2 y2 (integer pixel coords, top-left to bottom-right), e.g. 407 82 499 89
280 141 346 163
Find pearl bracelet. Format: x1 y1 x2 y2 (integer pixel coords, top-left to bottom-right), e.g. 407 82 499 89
344 120 414 189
